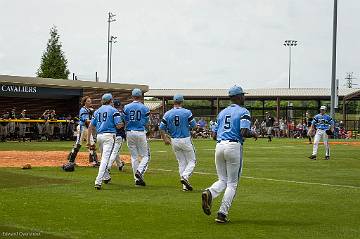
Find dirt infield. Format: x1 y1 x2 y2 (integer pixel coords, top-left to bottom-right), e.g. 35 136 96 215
328 141 360 146
0 151 131 168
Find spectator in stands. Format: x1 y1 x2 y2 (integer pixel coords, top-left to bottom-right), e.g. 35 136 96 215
279 118 287 137
273 121 280 138
263 112 275 142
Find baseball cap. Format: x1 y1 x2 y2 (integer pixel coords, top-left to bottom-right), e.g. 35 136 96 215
113 99 121 107
132 88 142 97
320 106 327 110
228 85 246 96
173 94 184 102
102 93 113 102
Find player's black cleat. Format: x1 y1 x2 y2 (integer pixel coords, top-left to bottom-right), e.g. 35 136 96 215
94 184 101 190
308 155 317 160
103 178 111 184
215 212 229 223
135 180 146 187
202 189 212 216
135 171 143 181
181 177 193 191
118 164 125 171
325 156 330 160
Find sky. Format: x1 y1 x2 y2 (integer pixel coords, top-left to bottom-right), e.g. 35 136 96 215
0 0 359 89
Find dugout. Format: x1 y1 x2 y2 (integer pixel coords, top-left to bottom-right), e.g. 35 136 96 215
0 75 149 118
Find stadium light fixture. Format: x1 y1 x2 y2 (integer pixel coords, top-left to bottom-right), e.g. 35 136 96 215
283 39 298 89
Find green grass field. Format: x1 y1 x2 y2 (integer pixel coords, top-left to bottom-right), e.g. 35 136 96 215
0 139 359 239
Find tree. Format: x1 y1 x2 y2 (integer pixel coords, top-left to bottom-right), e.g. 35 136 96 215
37 26 70 79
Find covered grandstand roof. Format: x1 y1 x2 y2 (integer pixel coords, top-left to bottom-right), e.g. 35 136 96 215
146 88 359 100
0 75 149 92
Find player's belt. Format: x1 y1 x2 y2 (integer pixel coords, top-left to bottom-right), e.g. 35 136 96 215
217 139 241 143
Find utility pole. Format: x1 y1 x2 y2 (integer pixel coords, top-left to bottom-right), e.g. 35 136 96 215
106 12 116 83
345 72 357 88
109 36 117 83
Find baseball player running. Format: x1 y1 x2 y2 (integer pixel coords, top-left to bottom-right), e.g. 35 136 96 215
201 85 258 223
63 96 99 171
159 94 197 191
124 88 151 186
87 93 124 190
108 99 126 172
308 106 334 160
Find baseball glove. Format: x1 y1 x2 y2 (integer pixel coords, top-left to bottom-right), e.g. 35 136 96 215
85 120 91 127
326 130 334 136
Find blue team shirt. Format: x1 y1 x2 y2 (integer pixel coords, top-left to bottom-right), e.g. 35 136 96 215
312 114 334 130
91 105 122 134
79 107 91 127
159 107 196 138
123 101 150 131
213 104 251 143
116 112 126 138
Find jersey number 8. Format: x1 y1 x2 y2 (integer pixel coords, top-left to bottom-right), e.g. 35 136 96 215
130 110 142 121
174 115 180 126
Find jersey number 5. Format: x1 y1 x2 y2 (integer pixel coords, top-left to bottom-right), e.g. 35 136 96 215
130 110 141 121
224 115 231 129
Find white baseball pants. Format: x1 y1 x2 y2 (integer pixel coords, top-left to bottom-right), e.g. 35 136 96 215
95 133 116 185
312 129 330 156
171 137 196 180
76 125 95 146
208 141 243 216
126 131 150 180
108 136 124 171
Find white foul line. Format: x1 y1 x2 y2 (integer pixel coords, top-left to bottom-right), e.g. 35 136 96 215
152 168 360 190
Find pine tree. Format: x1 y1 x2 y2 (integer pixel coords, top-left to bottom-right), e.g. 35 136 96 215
37 26 70 79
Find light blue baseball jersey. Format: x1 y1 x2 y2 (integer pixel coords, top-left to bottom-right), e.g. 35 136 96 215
312 114 334 130
123 101 150 131
91 105 122 134
159 107 196 138
79 107 91 127
213 104 251 143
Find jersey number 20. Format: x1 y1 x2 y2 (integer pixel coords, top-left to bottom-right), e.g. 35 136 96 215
130 110 141 121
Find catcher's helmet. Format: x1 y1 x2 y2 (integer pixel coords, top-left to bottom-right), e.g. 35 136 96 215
62 162 75 172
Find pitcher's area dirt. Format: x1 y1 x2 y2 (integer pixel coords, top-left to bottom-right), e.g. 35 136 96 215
0 151 130 167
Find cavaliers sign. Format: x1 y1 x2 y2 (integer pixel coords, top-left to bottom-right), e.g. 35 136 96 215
0 84 82 98
1 85 37 93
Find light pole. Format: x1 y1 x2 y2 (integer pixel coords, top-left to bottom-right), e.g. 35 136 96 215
283 40 298 89
330 0 338 118
107 12 116 83
109 36 117 83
